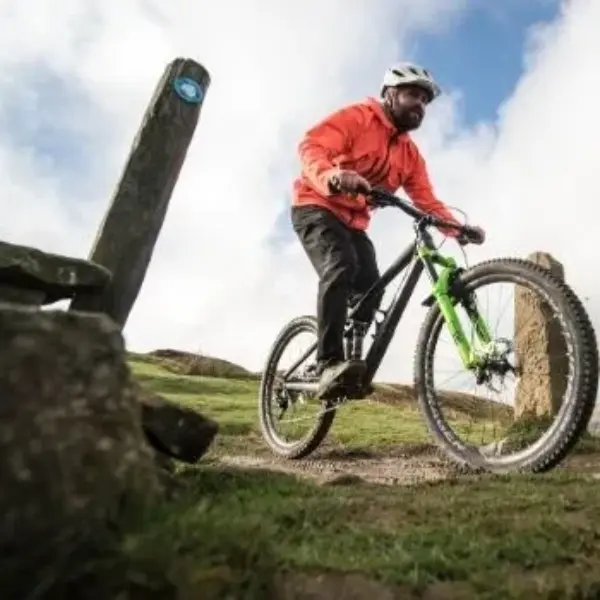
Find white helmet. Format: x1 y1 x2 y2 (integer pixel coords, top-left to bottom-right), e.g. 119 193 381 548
380 62 441 102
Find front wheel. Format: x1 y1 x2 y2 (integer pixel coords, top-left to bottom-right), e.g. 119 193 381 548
258 315 336 459
413 257 598 473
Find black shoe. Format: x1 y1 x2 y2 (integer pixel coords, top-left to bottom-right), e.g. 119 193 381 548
316 359 366 400
304 358 341 379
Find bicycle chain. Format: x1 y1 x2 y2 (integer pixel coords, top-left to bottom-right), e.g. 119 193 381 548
275 396 377 424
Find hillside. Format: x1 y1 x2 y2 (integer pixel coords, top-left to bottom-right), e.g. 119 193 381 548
128 349 519 485
128 350 597 484
111 353 600 599
128 348 259 379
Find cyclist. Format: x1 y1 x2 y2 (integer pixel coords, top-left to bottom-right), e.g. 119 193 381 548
290 61 486 400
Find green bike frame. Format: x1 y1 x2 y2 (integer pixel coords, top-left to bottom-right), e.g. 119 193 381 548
417 244 493 369
345 228 495 384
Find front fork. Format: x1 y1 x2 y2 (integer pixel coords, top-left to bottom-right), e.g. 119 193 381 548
418 247 493 369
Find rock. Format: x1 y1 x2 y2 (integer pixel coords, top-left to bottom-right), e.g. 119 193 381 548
514 252 569 419
136 382 219 463
0 304 161 588
0 283 46 305
0 240 111 305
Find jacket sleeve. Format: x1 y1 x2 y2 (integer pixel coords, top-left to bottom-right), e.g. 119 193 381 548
298 104 363 196
403 150 461 237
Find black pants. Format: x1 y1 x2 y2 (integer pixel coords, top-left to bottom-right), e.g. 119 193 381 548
291 205 384 364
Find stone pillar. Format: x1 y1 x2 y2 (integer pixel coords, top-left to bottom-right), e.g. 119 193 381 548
514 252 569 419
70 57 211 328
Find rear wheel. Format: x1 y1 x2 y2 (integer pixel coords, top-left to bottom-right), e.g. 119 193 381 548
258 315 336 459
413 258 598 473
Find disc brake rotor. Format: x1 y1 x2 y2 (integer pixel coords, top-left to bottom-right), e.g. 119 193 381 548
473 337 518 391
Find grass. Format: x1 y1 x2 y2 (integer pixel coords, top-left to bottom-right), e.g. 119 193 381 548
106 355 600 599
48 464 600 599
7 353 583 599
129 355 515 457
130 359 445 458
131 352 600 460
11 353 599 599
129 348 259 380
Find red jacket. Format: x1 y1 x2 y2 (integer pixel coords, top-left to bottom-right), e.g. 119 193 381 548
292 97 459 234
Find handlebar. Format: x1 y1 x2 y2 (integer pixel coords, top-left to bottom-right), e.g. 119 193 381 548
366 187 480 243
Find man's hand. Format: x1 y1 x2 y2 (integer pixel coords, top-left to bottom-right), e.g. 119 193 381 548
328 170 371 195
458 225 486 246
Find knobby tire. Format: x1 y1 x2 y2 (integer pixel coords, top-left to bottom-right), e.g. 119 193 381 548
258 315 336 459
413 257 598 473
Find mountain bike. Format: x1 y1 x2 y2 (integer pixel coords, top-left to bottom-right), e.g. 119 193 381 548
258 187 598 473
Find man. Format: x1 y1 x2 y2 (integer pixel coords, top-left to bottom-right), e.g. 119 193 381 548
291 61 485 400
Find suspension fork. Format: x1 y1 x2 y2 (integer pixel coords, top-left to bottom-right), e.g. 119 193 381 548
418 246 493 369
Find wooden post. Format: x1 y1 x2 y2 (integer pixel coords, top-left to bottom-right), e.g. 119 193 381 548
514 251 568 419
70 57 210 327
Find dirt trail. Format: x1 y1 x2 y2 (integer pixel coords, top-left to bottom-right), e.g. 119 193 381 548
217 443 468 487
216 440 600 487
211 383 599 487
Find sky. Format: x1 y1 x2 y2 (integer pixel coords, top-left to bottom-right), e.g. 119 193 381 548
1 0 599 413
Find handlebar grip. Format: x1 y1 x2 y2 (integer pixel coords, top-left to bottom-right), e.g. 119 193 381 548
328 174 342 194
457 225 483 245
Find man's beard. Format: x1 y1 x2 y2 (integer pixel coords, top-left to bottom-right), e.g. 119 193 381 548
393 109 422 132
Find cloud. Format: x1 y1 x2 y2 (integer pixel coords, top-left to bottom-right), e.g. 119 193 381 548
404 0 600 419
0 0 598 420
0 0 467 357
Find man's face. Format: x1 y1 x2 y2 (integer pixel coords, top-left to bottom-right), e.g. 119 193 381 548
386 84 431 131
